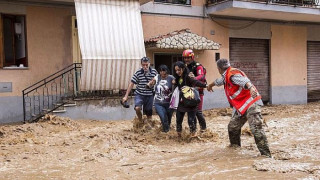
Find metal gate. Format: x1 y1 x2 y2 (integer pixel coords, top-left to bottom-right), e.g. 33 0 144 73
230 38 270 102
307 41 320 101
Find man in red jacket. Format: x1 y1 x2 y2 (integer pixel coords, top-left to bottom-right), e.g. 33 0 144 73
207 58 271 157
183 49 207 133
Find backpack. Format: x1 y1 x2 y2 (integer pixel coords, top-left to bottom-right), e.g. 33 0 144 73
190 62 207 83
180 86 201 108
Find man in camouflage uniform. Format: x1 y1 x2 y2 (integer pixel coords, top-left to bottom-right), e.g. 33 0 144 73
207 58 271 157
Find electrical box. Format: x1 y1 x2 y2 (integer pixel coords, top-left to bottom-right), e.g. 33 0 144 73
0 82 12 93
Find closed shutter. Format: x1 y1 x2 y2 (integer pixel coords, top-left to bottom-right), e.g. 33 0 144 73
230 38 270 102
307 41 320 101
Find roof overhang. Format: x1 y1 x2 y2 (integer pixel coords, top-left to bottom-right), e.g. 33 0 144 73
207 1 320 23
145 29 221 50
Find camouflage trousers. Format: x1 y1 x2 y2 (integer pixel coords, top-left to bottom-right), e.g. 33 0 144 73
228 103 271 157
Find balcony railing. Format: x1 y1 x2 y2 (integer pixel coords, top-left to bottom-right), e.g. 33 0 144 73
155 0 191 5
207 0 319 7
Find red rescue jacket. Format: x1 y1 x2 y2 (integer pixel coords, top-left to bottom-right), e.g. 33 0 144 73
224 67 261 115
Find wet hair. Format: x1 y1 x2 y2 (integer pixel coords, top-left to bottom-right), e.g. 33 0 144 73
216 58 230 71
158 64 170 74
141 57 150 63
173 61 189 79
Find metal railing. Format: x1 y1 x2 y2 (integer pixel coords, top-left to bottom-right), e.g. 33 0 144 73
22 63 82 123
207 0 319 7
154 0 191 5
22 63 135 123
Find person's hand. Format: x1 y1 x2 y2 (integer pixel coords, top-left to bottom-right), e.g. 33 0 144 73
250 86 257 98
122 96 128 103
145 83 151 89
188 72 195 78
207 84 214 92
172 79 176 84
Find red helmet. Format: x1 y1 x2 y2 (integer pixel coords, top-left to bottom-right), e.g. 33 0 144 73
182 49 194 60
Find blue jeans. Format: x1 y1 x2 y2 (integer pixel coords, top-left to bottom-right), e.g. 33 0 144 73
154 103 173 132
134 94 154 116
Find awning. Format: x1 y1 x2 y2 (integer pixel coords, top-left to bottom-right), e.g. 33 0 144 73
75 0 146 90
145 29 221 50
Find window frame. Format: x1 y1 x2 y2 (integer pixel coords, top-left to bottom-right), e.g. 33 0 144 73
0 13 28 69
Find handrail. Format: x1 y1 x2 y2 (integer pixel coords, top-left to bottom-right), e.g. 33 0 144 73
154 0 192 5
22 62 135 123
22 63 82 123
23 63 81 94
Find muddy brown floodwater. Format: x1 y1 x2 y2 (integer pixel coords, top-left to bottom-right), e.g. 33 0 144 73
1 102 320 179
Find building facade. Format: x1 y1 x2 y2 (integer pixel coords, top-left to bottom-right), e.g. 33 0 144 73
0 0 319 123
141 0 320 106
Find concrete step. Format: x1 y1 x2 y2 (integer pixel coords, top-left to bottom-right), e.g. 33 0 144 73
52 109 67 113
63 102 76 107
54 102 76 107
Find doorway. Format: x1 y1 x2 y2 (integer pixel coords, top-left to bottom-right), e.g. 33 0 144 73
154 53 182 74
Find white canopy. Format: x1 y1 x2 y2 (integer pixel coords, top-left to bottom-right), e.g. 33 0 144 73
75 0 145 90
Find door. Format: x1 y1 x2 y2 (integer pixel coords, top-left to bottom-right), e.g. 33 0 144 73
230 38 270 102
154 53 182 74
307 41 320 101
72 16 82 63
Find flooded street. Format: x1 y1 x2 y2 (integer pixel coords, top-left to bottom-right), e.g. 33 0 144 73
1 102 320 179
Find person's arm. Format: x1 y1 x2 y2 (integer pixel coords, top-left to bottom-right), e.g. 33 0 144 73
122 82 134 102
245 82 258 98
231 74 257 98
230 74 250 88
189 76 206 88
194 65 205 81
207 81 215 92
207 76 224 92
171 76 176 91
123 73 138 102
146 75 157 88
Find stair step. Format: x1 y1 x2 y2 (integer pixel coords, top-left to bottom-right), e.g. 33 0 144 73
63 103 76 107
52 109 67 113
54 102 76 107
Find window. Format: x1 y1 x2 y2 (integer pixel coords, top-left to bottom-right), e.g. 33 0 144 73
154 0 191 5
0 14 28 68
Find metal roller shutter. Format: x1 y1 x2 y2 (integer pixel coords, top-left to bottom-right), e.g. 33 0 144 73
230 38 270 102
307 41 320 101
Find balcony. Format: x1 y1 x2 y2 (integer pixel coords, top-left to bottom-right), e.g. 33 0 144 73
0 0 152 6
207 0 319 7
154 0 191 5
206 0 320 23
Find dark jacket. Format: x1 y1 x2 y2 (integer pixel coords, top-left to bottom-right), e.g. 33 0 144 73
186 61 206 95
176 75 206 112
